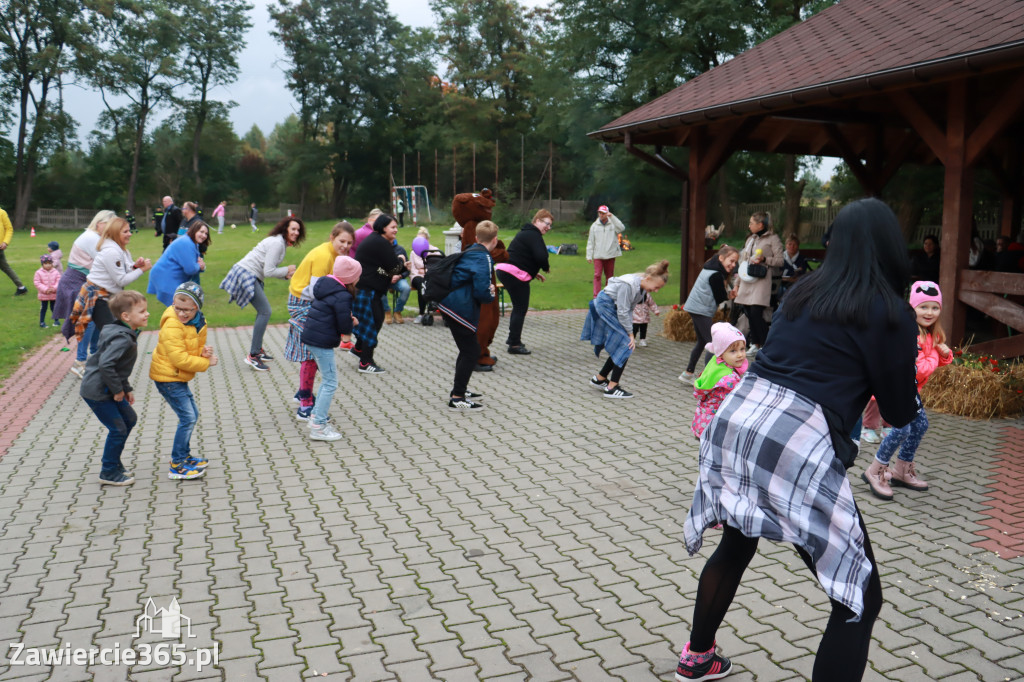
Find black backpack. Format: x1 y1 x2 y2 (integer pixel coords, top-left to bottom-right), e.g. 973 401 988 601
420 251 463 303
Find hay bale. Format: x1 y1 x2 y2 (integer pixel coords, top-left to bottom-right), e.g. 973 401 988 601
662 308 728 342
920 364 1024 419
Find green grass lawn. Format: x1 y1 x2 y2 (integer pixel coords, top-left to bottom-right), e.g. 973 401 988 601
0 220 687 382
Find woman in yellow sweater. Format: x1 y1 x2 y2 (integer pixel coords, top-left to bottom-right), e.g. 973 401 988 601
285 222 355 421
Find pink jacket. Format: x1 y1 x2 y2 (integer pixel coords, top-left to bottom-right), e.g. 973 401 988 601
34 267 61 301
632 293 659 324
691 358 748 439
916 331 952 388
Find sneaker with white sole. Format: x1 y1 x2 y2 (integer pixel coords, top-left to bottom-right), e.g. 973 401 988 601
464 391 483 399
675 641 732 680
296 406 313 421
245 353 269 371
637 338 647 347
679 371 695 384
309 423 343 441
257 348 274 361
603 385 633 399
99 470 135 486
358 363 386 374
69 360 86 379
589 376 609 390
168 461 206 480
746 344 760 356
861 428 880 444
448 397 484 410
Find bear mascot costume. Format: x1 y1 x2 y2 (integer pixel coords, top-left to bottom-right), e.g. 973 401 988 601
453 189 507 371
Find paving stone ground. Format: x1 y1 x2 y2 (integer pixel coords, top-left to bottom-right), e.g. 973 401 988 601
0 311 1022 681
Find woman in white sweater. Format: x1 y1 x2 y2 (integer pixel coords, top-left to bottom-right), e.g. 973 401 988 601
220 217 305 371
68 217 152 340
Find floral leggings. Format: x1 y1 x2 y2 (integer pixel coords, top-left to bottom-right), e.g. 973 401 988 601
874 409 928 465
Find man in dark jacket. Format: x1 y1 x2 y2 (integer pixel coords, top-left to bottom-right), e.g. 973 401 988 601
159 196 183 251
495 209 552 355
438 222 497 410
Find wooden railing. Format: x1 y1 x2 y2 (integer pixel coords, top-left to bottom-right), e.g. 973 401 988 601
960 269 1024 358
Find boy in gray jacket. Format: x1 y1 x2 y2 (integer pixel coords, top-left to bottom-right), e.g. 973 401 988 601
80 290 149 486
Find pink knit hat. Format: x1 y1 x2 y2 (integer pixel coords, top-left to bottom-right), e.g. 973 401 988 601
333 256 362 284
909 280 942 310
704 322 746 357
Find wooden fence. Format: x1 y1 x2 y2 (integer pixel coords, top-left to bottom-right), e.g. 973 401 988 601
27 203 335 230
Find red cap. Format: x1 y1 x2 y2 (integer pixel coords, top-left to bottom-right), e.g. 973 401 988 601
597 205 610 214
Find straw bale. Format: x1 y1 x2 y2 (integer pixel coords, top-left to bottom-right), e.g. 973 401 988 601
920 364 1024 419
662 308 728 342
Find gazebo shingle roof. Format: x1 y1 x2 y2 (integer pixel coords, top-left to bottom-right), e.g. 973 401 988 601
593 0 1024 139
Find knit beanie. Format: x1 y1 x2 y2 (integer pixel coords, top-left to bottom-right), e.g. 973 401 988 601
48 241 60 251
174 281 205 309
909 280 942 310
705 322 746 357
333 256 362 284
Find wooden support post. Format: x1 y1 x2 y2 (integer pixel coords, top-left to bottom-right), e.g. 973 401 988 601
939 79 973 346
685 130 709 298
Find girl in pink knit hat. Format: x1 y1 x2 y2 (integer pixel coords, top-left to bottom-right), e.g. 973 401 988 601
691 322 748 439
861 280 951 499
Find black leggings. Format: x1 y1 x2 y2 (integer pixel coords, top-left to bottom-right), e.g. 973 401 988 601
599 356 628 383
496 270 531 347
411 276 426 315
687 313 714 373
632 323 648 339
40 300 55 325
745 304 769 346
690 514 882 682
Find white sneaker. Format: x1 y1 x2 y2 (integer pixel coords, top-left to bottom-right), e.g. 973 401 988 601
637 338 647 347
679 371 695 384
69 360 86 379
861 428 880 444
413 315 423 324
309 423 343 441
746 344 760 356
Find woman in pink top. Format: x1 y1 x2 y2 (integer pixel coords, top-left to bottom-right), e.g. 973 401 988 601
212 200 227 234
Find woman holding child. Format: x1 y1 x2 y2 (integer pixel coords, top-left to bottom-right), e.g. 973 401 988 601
674 198 921 681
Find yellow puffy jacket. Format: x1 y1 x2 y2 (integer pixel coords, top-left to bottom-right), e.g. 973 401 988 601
149 306 210 383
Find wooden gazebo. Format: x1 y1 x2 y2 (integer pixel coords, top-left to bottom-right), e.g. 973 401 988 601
589 0 1024 356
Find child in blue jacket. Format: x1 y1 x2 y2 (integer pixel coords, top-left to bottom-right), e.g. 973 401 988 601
300 256 361 441
438 221 498 410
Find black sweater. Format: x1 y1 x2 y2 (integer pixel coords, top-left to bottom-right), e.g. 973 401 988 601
356 231 404 293
507 224 550 278
752 295 920 434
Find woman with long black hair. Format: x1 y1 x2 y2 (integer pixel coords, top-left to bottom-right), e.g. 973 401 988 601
675 198 920 682
352 213 405 374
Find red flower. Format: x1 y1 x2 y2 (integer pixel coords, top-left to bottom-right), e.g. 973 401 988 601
991 358 999 365
955 350 963 357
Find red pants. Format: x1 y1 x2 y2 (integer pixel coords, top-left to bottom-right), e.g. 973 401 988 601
593 258 616 298
863 397 890 430
476 299 499 365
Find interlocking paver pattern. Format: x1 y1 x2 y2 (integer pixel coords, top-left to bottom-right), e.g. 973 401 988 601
1 311 1022 681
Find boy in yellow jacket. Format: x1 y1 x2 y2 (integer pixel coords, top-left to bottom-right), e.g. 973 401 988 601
150 282 217 480
0 206 28 295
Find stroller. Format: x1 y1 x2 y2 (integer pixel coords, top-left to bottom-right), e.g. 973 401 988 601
419 247 446 326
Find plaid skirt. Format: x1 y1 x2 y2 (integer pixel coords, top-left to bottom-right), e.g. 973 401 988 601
351 288 380 349
580 292 632 367
66 281 110 342
220 264 259 309
285 294 313 362
54 267 87 320
684 372 872 619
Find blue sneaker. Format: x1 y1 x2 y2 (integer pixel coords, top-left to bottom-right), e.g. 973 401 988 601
169 462 205 480
99 470 135 486
185 455 208 470
296 406 313 421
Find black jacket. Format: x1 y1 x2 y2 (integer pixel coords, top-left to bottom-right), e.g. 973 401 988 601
507 224 549 278
79 322 139 401
301 277 354 349
356 231 404 293
160 205 183 236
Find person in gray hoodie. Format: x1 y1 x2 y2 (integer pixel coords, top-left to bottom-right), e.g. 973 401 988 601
680 245 739 383
80 290 149 486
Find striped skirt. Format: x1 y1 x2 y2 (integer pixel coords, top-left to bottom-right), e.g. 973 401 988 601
284 294 313 363
684 372 872 619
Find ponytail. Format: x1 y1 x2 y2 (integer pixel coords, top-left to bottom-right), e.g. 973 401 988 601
643 259 670 283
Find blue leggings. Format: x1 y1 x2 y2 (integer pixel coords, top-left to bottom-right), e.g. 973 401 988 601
874 409 928 465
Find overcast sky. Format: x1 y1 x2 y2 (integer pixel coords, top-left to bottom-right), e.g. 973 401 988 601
58 0 550 144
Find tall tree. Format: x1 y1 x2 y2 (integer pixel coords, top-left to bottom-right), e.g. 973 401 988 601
80 0 181 212
0 0 86 229
178 0 252 195
270 0 430 216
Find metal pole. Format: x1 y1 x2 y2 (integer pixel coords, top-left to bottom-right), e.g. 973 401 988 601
472 142 477 190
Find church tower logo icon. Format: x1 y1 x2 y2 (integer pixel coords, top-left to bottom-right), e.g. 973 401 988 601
135 598 195 639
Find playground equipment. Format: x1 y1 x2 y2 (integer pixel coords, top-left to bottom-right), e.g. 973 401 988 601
391 185 432 226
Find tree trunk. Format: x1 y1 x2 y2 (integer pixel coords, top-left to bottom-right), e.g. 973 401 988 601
331 175 349 218
127 108 149 214
191 70 211 199
783 154 806 236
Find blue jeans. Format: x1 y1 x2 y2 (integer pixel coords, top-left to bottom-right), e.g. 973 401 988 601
382 278 411 313
83 397 137 475
308 345 337 426
875 409 928 465
76 321 98 362
155 382 198 465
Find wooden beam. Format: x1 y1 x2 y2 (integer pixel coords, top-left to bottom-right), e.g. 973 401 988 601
685 130 709 296
698 117 762 184
763 125 792 154
875 132 918 191
959 290 1024 332
624 132 689 182
967 335 1024 360
891 90 948 165
807 128 830 156
965 71 1024 167
939 80 973 346
960 270 1024 296
824 124 876 195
